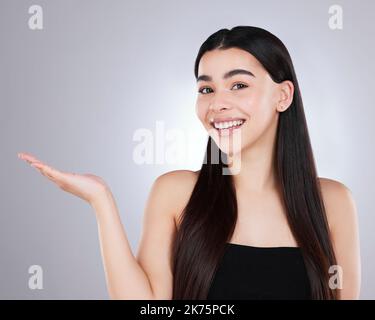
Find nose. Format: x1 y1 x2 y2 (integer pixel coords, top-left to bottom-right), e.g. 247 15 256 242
209 104 229 112
208 91 232 112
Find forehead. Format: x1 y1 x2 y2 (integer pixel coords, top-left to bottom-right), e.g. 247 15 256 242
197 47 263 77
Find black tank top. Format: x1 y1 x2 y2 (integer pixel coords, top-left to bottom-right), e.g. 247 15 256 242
207 242 311 300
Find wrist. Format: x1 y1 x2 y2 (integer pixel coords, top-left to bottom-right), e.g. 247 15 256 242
90 187 116 214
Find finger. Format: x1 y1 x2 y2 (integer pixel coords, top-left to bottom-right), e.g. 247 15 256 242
18 152 37 160
18 153 52 174
32 163 64 182
18 152 41 164
30 160 43 166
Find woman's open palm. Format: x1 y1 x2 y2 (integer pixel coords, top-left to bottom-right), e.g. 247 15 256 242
18 152 109 205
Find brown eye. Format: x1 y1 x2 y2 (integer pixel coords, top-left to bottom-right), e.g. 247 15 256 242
198 87 213 94
232 83 248 90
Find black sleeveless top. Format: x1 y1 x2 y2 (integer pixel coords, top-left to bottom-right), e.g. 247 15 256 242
207 242 311 300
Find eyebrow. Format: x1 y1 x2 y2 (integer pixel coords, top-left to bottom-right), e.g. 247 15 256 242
196 68 255 83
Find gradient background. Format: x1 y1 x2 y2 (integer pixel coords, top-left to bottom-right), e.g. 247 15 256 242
1 0 374 299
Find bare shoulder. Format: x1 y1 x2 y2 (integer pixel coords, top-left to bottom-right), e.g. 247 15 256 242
318 177 357 232
156 169 199 188
318 177 352 201
317 178 361 299
153 170 200 224
137 170 199 299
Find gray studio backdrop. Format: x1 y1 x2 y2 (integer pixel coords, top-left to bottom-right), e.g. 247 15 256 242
1 0 374 299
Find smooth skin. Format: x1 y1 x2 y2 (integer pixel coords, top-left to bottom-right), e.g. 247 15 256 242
18 48 361 300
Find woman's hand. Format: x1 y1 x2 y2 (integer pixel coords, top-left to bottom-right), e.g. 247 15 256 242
18 152 110 206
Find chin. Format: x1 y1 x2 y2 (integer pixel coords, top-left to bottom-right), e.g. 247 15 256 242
211 137 245 158
219 145 244 157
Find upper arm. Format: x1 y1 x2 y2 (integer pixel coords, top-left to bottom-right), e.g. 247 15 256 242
319 178 361 299
135 170 197 300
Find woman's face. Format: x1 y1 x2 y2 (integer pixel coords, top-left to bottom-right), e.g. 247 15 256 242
195 47 292 156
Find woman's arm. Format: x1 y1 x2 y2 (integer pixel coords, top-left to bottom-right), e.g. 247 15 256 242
18 152 183 300
92 173 180 300
319 178 361 299
92 189 156 299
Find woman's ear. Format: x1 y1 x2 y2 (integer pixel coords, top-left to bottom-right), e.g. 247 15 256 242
276 80 294 112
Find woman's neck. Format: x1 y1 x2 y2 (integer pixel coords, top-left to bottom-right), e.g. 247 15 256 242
227 139 278 194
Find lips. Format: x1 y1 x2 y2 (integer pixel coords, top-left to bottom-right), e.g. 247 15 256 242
209 117 246 128
208 117 247 136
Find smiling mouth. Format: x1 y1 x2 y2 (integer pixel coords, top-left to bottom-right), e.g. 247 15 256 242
209 119 246 134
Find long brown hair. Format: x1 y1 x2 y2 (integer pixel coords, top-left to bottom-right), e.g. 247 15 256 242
172 26 337 300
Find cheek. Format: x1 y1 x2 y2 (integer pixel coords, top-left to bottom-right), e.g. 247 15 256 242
256 85 277 114
195 101 209 126
241 91 277 136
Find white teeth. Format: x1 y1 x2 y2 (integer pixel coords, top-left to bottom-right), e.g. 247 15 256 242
213 119 244 129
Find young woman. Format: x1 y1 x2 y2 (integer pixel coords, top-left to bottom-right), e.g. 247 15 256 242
18 26 361 300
